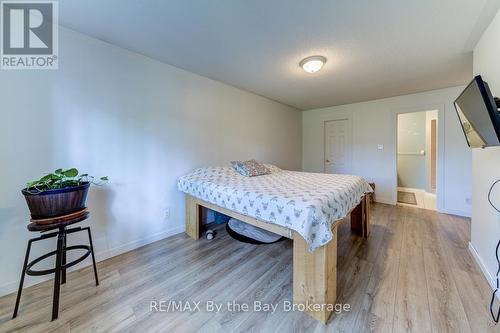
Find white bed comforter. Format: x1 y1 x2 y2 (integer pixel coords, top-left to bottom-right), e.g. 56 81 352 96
177 167 373 251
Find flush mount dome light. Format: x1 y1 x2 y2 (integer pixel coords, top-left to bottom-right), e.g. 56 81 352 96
300 55 327 73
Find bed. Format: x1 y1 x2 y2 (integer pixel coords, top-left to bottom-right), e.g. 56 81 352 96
178 166 373 323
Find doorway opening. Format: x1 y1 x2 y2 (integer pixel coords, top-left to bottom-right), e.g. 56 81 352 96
397 110 437 210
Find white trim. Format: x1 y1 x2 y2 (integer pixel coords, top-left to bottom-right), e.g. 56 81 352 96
440 208 471 218
94 225 185 261
469 241 495 289
468 242 499 304
374 197 395 205
0 225 184 297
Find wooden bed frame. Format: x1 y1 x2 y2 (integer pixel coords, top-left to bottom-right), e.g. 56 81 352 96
184 194 370 324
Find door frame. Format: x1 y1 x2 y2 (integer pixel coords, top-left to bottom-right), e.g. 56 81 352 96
323 118 353 174
393 104 445 212
427 117 438 193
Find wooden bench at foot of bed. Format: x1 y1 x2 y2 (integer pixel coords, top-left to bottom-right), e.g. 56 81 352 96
184 194 370 324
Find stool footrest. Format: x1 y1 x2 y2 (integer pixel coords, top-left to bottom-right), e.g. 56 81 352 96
26 245 91 276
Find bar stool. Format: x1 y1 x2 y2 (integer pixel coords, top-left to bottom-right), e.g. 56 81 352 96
12 208 99 321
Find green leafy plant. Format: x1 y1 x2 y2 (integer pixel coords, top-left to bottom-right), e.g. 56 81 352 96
25 168 108 194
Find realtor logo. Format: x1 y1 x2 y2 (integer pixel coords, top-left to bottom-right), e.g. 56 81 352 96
1 0 58 69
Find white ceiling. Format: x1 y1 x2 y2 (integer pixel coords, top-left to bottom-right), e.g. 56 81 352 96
59 0 500 110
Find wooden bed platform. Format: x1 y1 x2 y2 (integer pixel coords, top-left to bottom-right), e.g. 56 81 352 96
185 194 370 324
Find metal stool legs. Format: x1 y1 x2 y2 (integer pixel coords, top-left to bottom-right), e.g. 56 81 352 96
51 228 64 320
12 239 33 318
12 226 99 321
62 232 67 285
84 227 99 286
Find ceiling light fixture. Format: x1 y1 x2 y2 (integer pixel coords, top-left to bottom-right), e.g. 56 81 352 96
300 55 327 73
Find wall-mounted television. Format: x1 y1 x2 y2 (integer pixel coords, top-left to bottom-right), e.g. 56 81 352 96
454 75 500 148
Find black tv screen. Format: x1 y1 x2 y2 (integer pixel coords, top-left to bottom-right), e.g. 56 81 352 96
454 75 500 148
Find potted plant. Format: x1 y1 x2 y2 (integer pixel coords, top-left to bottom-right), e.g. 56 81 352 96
22 168 108 220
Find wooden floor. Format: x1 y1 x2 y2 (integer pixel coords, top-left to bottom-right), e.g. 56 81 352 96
0 203 498 332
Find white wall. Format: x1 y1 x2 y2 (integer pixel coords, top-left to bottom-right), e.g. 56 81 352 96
470 8 500 287
302 86 472 216
0 27 301 296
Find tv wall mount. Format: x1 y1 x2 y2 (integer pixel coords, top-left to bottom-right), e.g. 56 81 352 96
496 97 500 110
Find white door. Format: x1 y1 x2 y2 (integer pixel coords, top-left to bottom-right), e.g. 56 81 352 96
324 119 352 174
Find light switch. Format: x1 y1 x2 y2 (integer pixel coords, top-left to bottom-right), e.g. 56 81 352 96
377 144 384 150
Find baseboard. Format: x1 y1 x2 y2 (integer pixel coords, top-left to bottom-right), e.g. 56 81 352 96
94 225 184 261
374 197 395 205
468 242 496 289
441 208 471 218
0 225 185 297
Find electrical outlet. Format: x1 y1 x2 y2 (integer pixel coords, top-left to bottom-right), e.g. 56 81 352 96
465 197 471 205
164 208 170 219
377 144 384 150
